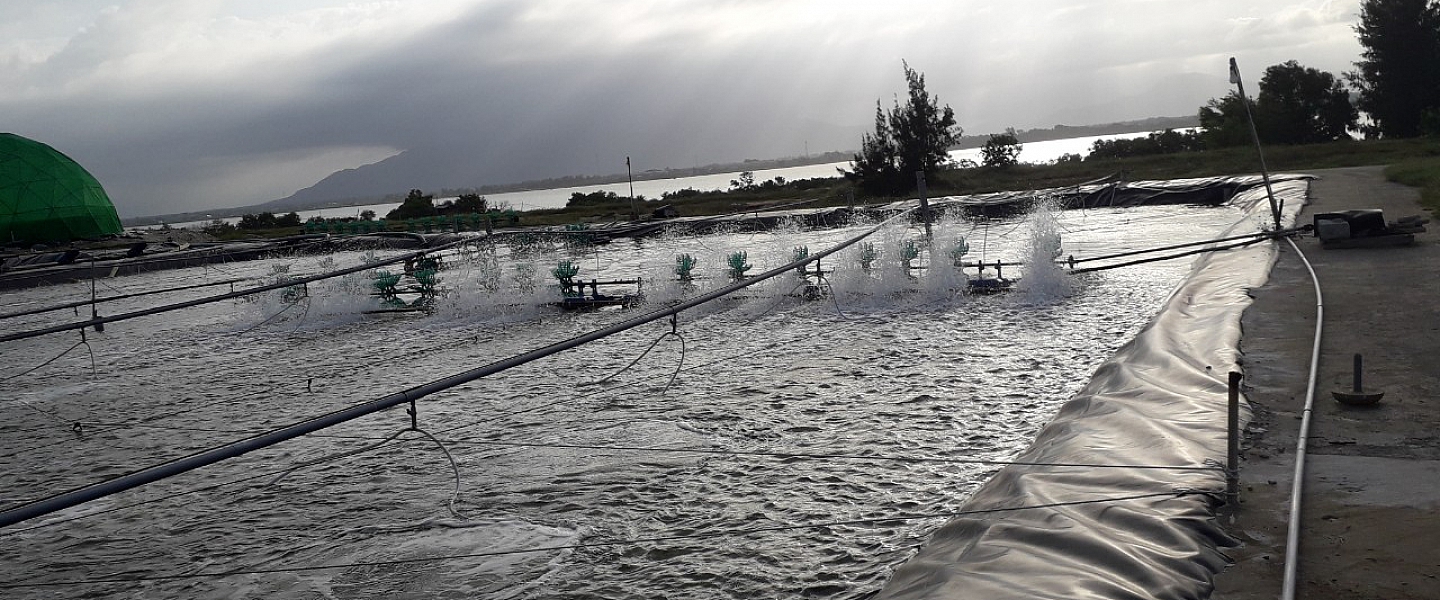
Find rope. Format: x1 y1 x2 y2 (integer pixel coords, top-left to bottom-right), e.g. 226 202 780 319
747 280 807 322
237 299 304 335
813 273 849 319
0 328 499 454
267 428 412 486
0 419 1222 474
2 331 100 428
589 330 687 394
0 435 491 539
0 469 280 539
0 208 917 529
428 317 878 437
288 295 314 334
2 339 86 385
270 425 467 520
0 362 1215 539
0 490 1204 589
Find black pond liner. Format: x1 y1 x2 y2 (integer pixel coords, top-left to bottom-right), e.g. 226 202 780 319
876 175 1311 600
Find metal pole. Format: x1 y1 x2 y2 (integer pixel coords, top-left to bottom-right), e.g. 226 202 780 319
1230 57 1283 231
626 156 637 222
1227 371 1242 506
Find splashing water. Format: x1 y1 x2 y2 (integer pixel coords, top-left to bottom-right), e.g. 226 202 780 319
1018 195 1074 302
0 202 1257 600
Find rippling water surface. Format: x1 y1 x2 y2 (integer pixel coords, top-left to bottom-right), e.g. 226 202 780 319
1 203 1257 598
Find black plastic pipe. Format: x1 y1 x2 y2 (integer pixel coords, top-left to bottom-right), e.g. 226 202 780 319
0 209 913 528
0 277 253 321
0 240 470 344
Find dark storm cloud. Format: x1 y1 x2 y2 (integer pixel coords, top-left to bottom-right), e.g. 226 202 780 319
0 1 1362 218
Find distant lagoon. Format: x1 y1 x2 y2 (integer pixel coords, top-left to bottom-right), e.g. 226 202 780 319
163 130 1162 229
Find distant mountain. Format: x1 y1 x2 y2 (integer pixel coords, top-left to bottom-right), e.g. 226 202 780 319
121 114 1199 226
245 115 863 215
257 114 1200 214
961 115 1199 146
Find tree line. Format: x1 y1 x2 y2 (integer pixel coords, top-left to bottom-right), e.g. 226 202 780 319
846 0 1440 193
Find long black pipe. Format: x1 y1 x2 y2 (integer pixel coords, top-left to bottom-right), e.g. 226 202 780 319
1069 235 1275 274
0 240 470 344
1065 227 1300 265
0 208 913 528
0 277 252 321
954 227 1300 271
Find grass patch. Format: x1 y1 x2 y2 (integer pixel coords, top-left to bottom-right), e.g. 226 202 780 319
1385 156 1440 216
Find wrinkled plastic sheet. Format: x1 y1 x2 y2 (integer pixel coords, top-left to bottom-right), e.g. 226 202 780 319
877 175 1310 600
882 173 1311 220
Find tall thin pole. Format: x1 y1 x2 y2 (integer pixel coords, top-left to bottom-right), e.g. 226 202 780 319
1230 57 1283 231
626 156 637 221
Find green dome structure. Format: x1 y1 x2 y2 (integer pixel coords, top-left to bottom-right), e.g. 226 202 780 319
1 133 123 245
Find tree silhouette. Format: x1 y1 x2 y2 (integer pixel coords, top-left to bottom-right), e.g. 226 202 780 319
981 130 1022 168
1198 61 1356 146
1198 93 1256 148
1350 0 1440 137
1258 61 1357 143
386 189 437 220
844 62 962 195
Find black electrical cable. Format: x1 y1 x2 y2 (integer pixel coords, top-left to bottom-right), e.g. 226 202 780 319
1069 235 1274 275
1064 227 1294 266
0 434 501 540
427 315 866 437
0 326 499 460
0 208 916 528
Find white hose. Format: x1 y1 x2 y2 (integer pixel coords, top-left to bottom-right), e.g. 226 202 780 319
1280 236 1322 600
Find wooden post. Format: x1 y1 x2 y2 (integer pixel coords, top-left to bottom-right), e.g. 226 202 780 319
916 171 931 239
1227 371 1242 506
626 156 637 222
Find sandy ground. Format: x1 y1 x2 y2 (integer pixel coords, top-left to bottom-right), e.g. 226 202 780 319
1210 166 1440 599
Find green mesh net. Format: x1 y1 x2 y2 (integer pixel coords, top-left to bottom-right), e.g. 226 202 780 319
1 133 123 244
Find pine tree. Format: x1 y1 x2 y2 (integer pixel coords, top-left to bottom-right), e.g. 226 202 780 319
844 62 962 195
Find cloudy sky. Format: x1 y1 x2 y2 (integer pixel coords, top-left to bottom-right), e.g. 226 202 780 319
2 1 1364 218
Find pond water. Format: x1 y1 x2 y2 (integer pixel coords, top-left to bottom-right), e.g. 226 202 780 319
2 198 1259 599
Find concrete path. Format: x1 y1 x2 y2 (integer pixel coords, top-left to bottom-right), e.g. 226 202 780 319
1211 166 1440 599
